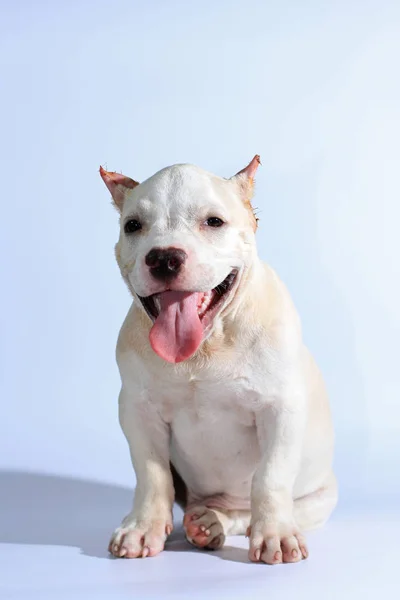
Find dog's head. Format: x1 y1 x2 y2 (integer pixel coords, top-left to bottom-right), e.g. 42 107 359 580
100 156 261 364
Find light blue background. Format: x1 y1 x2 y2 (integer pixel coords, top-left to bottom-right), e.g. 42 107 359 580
1 2 399 598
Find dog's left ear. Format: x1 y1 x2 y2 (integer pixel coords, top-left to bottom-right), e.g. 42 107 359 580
99 166 139 211
231 155 261 231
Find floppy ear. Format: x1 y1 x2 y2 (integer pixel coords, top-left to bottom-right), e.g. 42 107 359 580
99 166 139 211
231 155 261 231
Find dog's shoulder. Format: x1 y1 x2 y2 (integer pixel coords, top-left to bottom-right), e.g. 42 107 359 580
240 261 302 349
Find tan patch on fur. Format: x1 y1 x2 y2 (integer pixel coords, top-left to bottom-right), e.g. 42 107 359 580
245 182 259 232
235 175 259 232
234 155 261 232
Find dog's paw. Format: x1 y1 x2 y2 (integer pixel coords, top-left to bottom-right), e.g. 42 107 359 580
108 517 173 558
247 521 308 565
183 506 226 550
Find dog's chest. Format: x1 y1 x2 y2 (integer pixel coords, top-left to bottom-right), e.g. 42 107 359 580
152 372 262 495
156 372 259 427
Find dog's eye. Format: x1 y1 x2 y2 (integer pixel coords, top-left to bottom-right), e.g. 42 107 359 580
205 217 224 228
124 219 142 234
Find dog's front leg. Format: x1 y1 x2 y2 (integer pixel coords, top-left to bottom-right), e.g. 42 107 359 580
109 386 174 559
249 373 308 565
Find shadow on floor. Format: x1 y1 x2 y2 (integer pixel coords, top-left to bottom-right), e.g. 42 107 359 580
0 470 197 561
0 470 136 559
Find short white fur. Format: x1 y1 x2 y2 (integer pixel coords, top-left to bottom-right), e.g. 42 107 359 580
100 158 337 564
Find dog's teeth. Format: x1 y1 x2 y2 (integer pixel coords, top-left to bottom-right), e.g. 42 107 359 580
197 291 214 316
153 296 161 312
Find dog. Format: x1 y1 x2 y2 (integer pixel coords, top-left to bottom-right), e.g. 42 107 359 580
99 155 337 564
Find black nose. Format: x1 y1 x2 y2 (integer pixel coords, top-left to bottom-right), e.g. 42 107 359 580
145 247 187 280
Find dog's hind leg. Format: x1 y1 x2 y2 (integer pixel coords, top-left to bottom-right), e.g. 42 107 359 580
183 505 251 550
294 471 338 531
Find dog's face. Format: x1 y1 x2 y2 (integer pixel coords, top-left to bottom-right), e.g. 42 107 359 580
100 157 260 363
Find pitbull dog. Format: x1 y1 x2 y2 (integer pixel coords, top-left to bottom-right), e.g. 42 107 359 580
99 156 337 564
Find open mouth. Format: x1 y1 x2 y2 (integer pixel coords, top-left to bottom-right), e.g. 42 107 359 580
137 269 239 364
138 269 238 324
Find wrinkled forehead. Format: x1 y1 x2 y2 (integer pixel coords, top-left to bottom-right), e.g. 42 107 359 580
122 164 236 218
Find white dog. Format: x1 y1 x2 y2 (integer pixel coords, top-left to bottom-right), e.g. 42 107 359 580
100 156 337 564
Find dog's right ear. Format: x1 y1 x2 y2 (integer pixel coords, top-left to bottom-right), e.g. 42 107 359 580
231 155 261 231
99 166 139 212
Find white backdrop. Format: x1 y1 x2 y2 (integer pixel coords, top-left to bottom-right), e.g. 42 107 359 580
1 1 399 599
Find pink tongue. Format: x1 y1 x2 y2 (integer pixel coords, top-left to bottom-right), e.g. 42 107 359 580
149 291 203 363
